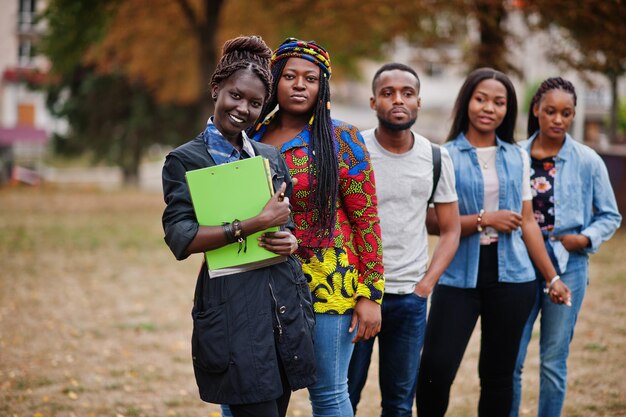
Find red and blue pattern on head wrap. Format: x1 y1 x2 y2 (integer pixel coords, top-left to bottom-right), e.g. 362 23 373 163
271 38 332 79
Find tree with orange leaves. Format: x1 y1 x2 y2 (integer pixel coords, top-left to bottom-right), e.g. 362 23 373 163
39 0 529 184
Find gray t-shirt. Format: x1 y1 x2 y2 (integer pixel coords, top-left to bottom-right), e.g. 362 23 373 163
363 128 457 294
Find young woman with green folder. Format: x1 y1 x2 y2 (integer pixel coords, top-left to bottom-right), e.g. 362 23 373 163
161 35 316 417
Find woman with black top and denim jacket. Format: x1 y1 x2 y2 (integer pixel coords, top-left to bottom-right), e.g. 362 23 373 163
419 68 571 417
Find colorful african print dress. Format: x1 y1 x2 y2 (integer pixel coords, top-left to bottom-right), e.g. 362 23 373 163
253 118 384 314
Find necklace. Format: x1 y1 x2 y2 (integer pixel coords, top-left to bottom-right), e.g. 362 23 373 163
476 150 496 169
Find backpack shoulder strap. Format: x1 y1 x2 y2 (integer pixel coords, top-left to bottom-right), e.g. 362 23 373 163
429 143 442 205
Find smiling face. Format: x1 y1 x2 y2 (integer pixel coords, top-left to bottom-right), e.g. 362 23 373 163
276 57 321 116
466 78 508 139
212 69 266 144
534 89 576 142
371 69 420 131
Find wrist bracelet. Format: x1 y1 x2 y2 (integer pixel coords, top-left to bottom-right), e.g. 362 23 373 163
231 219 247 254
476 209 485 233
231 219 244 240
222 222 235 243
543 275 561 294
223 220 247 252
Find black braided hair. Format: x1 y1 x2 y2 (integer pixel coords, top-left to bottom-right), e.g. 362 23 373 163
527 77 577 137
252 39 338 243
210 36 273 100
447 67 518 144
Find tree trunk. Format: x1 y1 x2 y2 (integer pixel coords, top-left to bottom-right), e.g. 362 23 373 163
197 0 224 124
174 0 224 128
470 0 520 75
122 166 140 187
122 131 143 187
474 0 507 72
609 72 619 143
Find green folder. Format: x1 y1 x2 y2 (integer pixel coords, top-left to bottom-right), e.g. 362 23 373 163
185 156 280 270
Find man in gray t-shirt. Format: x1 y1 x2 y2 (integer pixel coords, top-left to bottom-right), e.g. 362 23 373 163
347 63 460 417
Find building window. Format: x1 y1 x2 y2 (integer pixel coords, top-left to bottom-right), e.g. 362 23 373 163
18 0 37 32
18 39 34 67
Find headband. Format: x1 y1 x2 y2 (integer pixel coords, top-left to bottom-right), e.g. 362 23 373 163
271 38 332 79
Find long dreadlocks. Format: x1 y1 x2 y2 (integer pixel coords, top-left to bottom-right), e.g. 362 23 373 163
252 38 338 240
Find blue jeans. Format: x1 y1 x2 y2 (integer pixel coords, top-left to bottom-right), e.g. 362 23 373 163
307 313 355 417
511 260 588 417
348 293 427 417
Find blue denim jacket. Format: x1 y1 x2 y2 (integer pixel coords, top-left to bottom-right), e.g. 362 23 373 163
521 133 621 273
440 133 535 288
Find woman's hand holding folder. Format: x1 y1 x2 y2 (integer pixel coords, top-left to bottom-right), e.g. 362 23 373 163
258 231 298 256
258 182 291 229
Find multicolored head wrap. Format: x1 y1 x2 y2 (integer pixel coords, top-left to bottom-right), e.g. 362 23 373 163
271 38 332 79
252 37 338 243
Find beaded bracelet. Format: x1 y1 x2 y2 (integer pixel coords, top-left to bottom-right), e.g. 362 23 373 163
231 219 247 254
476 209 485 233
222 220 247 253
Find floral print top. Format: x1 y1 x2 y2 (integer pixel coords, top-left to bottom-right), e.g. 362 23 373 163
530 156 556 233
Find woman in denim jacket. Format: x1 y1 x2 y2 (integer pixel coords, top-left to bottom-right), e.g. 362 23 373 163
510 78 621 417
418 68 571 417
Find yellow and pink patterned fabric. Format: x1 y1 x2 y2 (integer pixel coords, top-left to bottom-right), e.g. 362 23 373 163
252 118 384 314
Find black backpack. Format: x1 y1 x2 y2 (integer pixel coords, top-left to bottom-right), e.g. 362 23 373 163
428 143 442 205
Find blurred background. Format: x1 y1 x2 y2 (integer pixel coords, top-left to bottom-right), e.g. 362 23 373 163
0 0 625 202
1 1 625 416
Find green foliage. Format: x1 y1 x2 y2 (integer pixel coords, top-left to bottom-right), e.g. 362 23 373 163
46 71 199 183
220 0 470 78
523 80 542 115
39 0 116 77
583 342 609 352
619 100 626 135
37 0 557 184
44 0 440 183
523 0 626 141
40 0 201 184
524 1 626 77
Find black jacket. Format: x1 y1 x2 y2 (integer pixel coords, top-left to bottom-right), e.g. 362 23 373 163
162 135 316 404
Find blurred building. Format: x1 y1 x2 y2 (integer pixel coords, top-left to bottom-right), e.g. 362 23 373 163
332 9 625 146
330 8 626 218
0 0 58 184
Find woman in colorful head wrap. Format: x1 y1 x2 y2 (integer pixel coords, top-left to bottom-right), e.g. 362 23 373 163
251 38 384 417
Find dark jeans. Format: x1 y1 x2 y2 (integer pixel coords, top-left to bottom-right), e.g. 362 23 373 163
348 292 428 417
416 244 536 417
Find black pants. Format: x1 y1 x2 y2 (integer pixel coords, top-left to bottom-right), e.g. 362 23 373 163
229 333 292 417
416 244 536 417
229 394 290 417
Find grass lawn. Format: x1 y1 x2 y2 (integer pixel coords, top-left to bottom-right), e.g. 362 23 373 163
1 188 624 416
